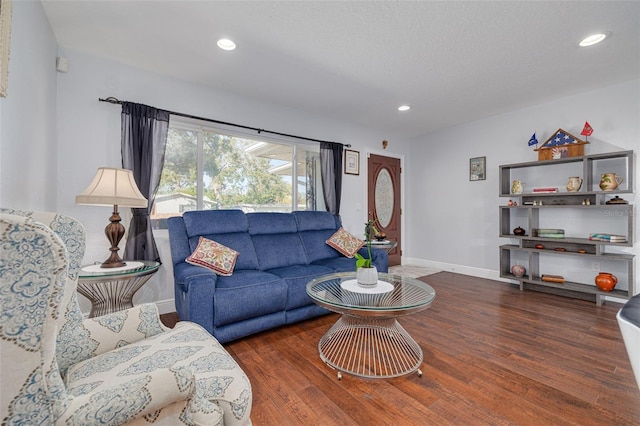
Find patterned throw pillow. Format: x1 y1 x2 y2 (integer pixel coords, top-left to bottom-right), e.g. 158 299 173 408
326 227 365 258
186 237 239 276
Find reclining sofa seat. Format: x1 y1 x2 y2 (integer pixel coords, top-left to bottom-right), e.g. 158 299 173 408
168 209 388 343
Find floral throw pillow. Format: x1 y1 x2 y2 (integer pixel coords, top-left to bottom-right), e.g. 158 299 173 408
326 227 365 258
186 237 239 276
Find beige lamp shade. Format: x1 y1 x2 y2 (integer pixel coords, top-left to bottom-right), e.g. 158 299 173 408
76 167 148 207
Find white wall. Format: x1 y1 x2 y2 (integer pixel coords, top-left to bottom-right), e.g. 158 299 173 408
0 0 58 210
56 49 406 313
404 79 640 295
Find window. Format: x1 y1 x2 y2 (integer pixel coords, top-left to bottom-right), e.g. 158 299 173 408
151 118 325 228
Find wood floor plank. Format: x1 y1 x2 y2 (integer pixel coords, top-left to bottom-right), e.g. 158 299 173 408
162 271 640 425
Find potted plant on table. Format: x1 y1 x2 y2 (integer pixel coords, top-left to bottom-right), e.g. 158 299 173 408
354 219 379 287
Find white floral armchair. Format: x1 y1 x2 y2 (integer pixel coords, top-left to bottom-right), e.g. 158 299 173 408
0 210 252 425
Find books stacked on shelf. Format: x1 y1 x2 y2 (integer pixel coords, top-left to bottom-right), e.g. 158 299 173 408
532 228 565 238
588 233 627 243
532 187 559 193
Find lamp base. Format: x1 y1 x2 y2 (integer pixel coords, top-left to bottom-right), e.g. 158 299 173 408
101 255 126 269
101 206 126 269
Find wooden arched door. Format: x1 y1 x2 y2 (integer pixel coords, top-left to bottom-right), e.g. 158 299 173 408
367 154 401 266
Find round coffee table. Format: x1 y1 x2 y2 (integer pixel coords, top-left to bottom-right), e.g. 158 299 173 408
306 272 435 379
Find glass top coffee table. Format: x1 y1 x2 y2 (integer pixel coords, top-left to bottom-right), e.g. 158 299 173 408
306 272 436 379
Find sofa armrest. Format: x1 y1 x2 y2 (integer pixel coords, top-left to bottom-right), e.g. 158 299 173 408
173 261 219 335
173 261 219 292
369 247 389 273
82 304 169 356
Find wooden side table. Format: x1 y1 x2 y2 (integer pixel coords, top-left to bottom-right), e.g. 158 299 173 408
78 261 160 317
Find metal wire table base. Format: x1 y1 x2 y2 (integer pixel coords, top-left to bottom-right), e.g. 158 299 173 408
318 315 423 379
77 275 154 318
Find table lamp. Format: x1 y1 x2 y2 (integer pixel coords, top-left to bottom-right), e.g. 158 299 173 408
76 167 148 268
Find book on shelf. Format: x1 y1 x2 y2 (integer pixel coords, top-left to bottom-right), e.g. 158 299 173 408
588 233 627 242
532 228 564 238
532 187 559 193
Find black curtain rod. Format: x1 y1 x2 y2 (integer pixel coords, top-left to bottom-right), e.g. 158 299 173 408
99 97 350 147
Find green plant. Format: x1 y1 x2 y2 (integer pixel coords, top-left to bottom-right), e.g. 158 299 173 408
354 219 376 269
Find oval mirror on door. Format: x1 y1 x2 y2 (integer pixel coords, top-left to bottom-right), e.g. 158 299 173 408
375 167 393 228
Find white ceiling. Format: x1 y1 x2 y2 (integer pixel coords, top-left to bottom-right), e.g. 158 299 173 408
42 1 640 140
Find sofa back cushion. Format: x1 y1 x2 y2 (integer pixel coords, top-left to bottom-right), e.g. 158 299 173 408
292 211 343 263
182 210 259 270
248 213 308 270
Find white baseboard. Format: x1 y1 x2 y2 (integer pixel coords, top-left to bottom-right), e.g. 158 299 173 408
155 298 176 315
403 257 510 283
403 257 626 305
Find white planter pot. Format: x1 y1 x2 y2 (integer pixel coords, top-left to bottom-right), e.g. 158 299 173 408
356 266 378 287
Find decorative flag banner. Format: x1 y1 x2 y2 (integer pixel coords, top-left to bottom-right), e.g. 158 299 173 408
581 121 593 137
528 133 538 146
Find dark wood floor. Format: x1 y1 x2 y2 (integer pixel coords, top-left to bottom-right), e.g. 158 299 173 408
161 272 640 425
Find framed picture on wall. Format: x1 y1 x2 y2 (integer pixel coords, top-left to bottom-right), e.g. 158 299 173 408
344 149 360 175
469 156 486 181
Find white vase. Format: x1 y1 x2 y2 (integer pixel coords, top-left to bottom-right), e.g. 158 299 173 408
357 266 378 287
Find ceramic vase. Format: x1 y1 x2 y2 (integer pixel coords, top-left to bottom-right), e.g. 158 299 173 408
566 176 583 192
599 173 624 191
512 180 524 194
595 272 618 292
513 226 526 236
511 263 526 278
357 266 378 287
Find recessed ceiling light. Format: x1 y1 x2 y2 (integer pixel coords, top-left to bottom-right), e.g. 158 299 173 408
217 38 236 51
398 105 411 111
579 32 610 47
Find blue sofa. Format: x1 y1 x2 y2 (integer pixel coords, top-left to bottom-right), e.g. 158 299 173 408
168 210 388 343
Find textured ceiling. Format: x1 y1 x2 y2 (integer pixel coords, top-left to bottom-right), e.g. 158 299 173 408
42 1 640 139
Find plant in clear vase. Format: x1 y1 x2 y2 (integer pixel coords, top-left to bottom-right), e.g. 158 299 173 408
355 219 378 287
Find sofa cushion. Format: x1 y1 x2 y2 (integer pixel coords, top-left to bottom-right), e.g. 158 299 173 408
248 213 309 269
292 211 343 263
266 264 334 310
311 256 359 273
183 210 259 271
247 212 298 234
299 229 342 263
186 237 239 276
183 209 248 236
326 227 364 258
251 233 308 270
213 271 288 326
292 210 339 231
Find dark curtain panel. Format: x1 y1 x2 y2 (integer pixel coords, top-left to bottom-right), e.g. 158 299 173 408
320 142 344 215
121 102 170 263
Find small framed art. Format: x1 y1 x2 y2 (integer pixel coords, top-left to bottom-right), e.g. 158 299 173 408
344 149 359 175
469 156 486 181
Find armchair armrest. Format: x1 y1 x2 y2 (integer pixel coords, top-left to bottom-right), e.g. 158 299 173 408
58 365 222 425
83 303 168 357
